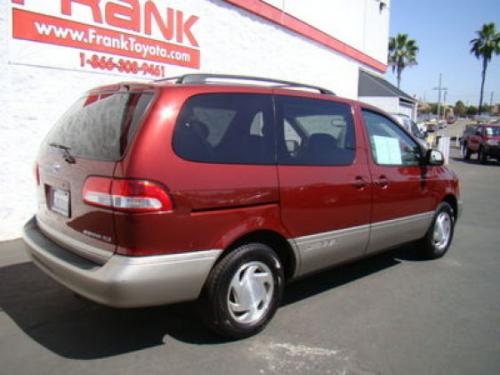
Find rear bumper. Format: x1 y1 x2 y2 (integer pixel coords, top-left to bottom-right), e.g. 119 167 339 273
22 216 222 308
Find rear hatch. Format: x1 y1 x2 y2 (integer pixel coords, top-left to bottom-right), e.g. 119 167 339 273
35 87 155 264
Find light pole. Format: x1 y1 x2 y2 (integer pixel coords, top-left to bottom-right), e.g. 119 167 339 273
433 73 447 120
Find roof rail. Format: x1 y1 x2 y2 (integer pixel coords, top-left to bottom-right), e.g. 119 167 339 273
156 74 335 95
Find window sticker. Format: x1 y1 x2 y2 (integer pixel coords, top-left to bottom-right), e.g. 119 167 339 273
373 135 402 165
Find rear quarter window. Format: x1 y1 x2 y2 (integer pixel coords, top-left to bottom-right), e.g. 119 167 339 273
45 91 154 161
173 93 275 164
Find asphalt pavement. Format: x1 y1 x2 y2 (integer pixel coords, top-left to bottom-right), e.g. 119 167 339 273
0 148 499 375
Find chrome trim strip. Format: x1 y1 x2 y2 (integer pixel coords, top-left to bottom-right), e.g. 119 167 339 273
112 249 222 266
295 224 370 250
370 211 434 230
37 217 112 264
366 211 434 255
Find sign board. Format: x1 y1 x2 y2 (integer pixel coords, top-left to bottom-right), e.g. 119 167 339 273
9 0 201 79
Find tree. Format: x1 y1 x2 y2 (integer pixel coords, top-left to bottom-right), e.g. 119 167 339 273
429 103 439 115
388 33 419 89
454 100 467 117
481 104 492 114
470 23 500 114
466 105 478 116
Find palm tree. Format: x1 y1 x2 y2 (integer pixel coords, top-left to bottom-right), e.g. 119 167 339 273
388 34 419 89
470 23 500 115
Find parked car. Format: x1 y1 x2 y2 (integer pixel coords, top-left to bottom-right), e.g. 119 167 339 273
391 113 428 148
461 123 500 163
425 121 439 134
437 120 447 130
23 74 462 339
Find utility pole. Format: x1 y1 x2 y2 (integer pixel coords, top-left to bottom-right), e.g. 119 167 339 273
490 91 494 108
443 90 448 118
433 73 447 120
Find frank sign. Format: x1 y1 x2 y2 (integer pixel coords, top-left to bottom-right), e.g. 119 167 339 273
10 0 201 78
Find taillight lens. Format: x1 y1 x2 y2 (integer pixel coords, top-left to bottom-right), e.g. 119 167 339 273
34 163 40 185
82 177 173 213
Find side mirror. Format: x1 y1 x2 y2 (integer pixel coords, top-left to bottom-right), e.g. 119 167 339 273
426 149 444 166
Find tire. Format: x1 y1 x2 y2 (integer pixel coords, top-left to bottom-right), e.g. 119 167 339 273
418 202 455 259
479 147 487 164
461 143 471 160
200 243 285 339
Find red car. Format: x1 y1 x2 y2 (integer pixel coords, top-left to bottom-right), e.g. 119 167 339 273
461 124 500 164
23 74 461 338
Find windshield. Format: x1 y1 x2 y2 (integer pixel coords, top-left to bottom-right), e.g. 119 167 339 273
44 91 153 161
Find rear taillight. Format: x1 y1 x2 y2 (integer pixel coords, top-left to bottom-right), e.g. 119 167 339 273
34 163 40 185
82 177 173 213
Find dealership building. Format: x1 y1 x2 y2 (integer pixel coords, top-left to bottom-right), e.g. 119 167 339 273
0 0 400 239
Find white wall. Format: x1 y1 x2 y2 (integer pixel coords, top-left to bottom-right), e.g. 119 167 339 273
264 0 390 63
398 102 416 120
359 96 417 120
0 0 389 240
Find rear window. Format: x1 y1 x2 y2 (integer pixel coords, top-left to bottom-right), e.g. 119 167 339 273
173 93 275 164
44 91 154 161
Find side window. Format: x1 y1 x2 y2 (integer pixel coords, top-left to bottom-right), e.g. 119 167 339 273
173 94 274 164
362 110 421 166
277 96 356 166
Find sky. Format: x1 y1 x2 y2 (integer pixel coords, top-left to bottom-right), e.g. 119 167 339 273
387 0 500 107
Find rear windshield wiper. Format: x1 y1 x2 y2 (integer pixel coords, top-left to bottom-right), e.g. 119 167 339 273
49 142 76 164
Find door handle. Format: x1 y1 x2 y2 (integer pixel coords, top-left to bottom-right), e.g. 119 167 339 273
375 175 389 188
353 176 368 189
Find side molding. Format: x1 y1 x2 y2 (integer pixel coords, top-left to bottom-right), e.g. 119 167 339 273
292 224 370 277
290 211 435 277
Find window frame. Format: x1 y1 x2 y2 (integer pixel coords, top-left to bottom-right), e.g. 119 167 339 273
275 95 357 167
361 108 424 168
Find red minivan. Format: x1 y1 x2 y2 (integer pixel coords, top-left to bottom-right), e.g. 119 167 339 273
23 74 462 338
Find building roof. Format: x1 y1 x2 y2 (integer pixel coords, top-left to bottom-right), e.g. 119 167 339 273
358 70 416 103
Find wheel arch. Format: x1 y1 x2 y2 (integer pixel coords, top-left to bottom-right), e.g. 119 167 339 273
442 194 458 220
216 230 299 281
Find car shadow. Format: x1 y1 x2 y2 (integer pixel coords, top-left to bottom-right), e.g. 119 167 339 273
282 243 424 306
0 243 424 360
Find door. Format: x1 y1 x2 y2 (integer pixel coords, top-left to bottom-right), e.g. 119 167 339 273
276 95 372 276
361 109 435 254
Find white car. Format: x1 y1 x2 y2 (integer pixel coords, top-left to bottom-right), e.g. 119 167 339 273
391 114 429 149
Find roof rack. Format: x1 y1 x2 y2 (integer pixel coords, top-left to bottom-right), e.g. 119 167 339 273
156 74 335 95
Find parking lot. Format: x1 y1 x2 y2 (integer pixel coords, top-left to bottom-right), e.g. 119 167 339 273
1 147 499 375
